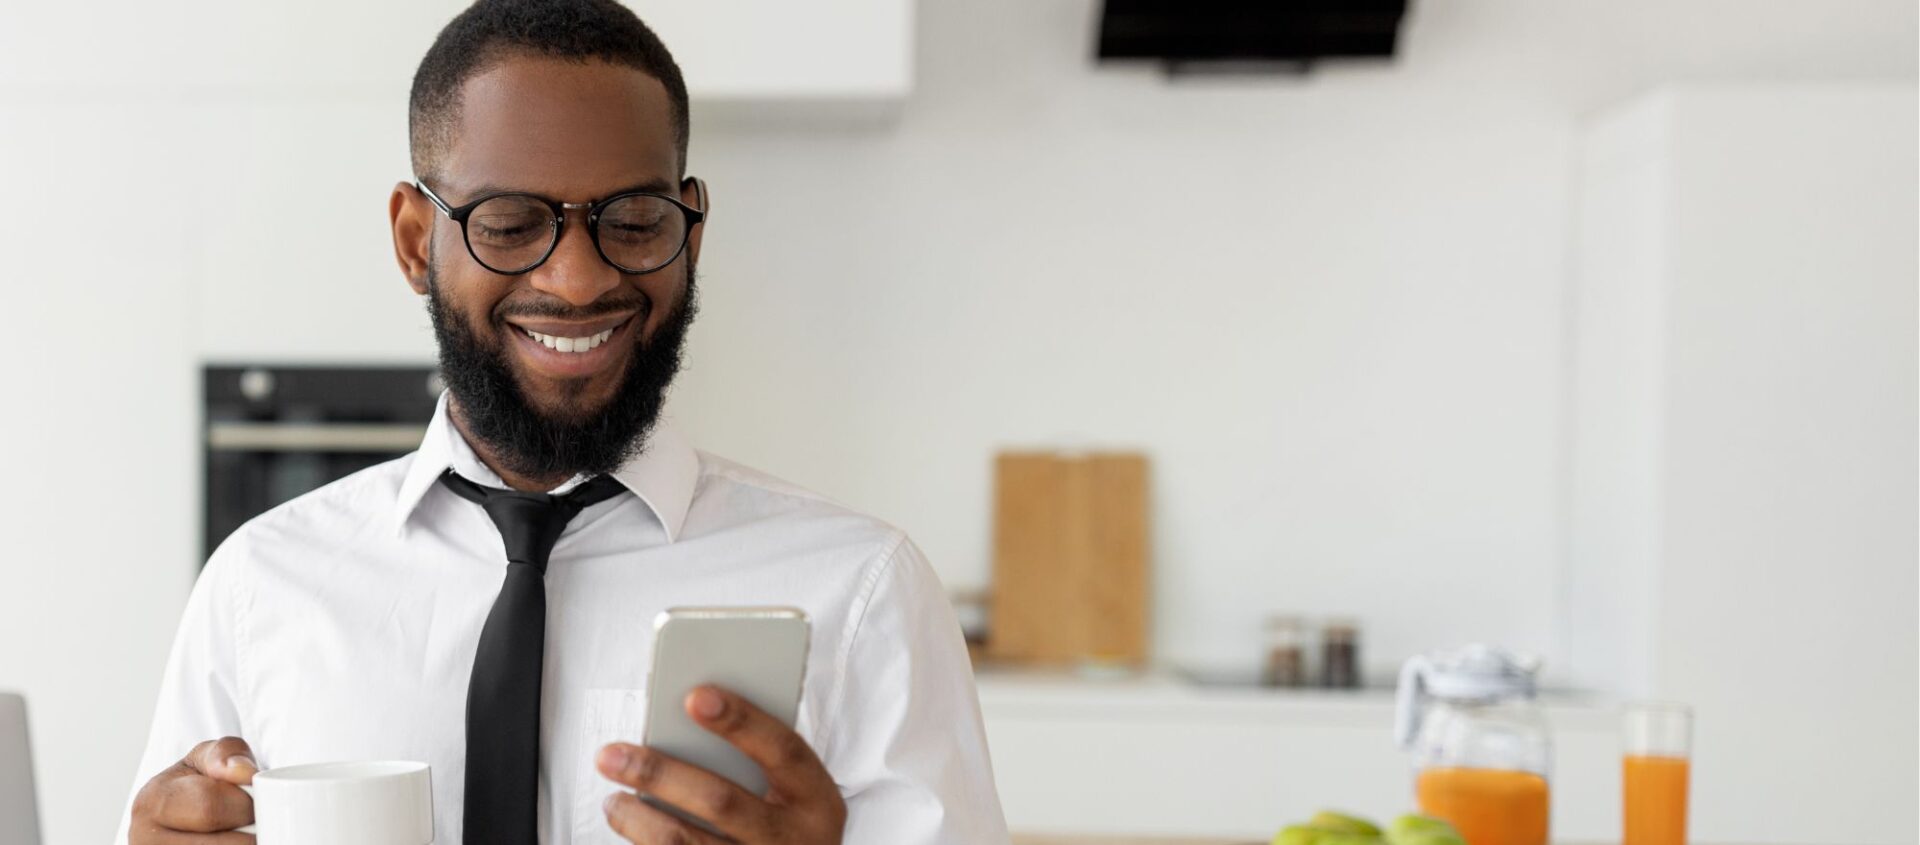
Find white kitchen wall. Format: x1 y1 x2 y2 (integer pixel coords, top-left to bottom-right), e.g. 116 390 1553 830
1565 92 1671 702
668 0 1914 681
0 101 201 845
679 2 1578 680
1 0 1912 841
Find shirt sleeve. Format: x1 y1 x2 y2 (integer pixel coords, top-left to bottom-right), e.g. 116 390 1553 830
114 536 249 844
823 534 1010 845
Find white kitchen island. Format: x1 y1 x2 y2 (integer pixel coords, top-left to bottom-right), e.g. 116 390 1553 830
977 667 1623 844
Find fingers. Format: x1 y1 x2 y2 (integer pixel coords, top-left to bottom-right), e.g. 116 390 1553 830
602 790 731 845
684 686 837 804
594 688 843 842
183 737 259 785
596 743 773 840
132 761 255 835
133 827 257 845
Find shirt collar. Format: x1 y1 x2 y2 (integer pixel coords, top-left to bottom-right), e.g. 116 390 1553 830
393 391 698 542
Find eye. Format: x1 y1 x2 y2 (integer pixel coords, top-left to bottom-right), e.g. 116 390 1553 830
468 210 551 247
476 220 541 238
609 220 663 237
466 196 552 246
600 197 675 236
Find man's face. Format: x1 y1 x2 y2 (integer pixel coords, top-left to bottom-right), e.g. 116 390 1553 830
392 55 703 479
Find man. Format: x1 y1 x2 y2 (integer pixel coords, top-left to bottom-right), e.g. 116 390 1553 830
117 1 1007 842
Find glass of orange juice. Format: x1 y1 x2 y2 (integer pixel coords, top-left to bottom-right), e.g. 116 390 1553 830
1623 702 1691 845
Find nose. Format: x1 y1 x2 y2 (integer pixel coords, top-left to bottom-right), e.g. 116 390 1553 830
526 207 620 306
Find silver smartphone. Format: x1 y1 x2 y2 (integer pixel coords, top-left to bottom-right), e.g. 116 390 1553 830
642 606 811 805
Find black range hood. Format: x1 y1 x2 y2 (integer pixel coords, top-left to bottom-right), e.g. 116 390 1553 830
1096 0 1411 76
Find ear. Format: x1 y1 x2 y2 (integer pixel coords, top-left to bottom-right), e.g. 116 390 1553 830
390 181 433 295
680 176 709 267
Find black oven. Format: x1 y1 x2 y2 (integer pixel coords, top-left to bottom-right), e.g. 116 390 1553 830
203 366 441 561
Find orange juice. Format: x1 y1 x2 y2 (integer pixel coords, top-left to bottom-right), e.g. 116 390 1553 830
1624 755 1689 845
1415 767 1550 845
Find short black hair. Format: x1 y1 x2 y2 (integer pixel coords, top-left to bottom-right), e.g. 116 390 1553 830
409 0 690 181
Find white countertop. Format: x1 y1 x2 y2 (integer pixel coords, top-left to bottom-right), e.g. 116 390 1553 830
975 665 1618 728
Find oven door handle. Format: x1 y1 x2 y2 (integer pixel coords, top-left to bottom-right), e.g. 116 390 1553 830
206 422 428 453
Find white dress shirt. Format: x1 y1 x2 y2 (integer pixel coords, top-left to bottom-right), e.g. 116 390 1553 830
118 395 1008 844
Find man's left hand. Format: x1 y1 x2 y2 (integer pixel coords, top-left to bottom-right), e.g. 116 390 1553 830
598 685 847 843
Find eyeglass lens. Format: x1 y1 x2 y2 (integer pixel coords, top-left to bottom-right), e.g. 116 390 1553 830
464 194 688 274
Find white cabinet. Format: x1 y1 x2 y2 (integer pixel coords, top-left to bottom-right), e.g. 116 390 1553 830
1567 84 1917 845
633 0 913 103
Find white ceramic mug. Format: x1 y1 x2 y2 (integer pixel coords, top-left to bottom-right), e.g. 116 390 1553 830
236 761 433 845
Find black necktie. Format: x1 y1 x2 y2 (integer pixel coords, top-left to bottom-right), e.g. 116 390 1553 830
441 470 628 845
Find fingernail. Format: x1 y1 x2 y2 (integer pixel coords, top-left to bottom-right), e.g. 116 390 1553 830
598 744 629 772
225 755 258 773
690 687 725 720
603 792 621 814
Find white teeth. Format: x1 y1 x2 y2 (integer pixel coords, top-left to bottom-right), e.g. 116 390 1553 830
522 327 616 354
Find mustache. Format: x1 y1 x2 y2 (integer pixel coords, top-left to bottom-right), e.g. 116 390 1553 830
492 293 651 323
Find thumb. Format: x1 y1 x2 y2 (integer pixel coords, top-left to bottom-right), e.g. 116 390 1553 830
221 754 260 785
186 736 260 785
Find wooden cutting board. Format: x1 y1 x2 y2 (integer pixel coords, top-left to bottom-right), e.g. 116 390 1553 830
988 452 1150 665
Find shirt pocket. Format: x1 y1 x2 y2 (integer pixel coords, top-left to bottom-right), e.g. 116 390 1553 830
570 687 649 844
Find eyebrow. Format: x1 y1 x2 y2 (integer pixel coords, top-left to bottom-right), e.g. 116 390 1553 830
460 178 678 202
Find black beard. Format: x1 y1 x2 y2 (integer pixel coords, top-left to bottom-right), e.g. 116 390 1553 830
425 262 696 482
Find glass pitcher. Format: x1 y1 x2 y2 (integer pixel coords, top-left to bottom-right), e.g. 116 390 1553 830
1395 645 1551 845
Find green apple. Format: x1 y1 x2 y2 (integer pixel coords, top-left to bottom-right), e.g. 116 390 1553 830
1273 825 1326 845
1308 811 1383 837
1386 814 1464 845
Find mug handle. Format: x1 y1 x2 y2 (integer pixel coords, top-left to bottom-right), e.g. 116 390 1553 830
235 784 257 835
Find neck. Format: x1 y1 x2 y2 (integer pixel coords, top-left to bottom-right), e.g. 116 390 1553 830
447 395 575 493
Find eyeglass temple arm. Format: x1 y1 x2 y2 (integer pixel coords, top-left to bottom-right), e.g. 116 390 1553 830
686 176 709 219
414 180 454 216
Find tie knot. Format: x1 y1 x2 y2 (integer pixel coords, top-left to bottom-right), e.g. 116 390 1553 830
440 472 628 572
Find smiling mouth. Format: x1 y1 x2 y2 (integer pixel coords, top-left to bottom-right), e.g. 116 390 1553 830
519 324 617 353
502 309 640 355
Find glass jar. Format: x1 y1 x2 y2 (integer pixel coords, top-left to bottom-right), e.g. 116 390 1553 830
1262 615 1306 687
1320 620 1361 689
1395 646 1551 845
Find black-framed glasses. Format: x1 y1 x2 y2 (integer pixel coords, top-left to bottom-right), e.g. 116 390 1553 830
415 177 707 276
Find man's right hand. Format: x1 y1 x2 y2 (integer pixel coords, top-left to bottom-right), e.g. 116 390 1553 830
129 737 259 843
